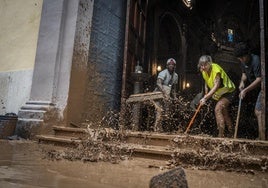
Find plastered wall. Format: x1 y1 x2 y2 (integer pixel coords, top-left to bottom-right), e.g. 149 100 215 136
0 0 43 114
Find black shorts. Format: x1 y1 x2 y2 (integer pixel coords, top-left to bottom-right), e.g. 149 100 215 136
221 89 238 104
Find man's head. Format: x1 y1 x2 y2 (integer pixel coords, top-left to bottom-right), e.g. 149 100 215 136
234 42 250 63
166 58 176 72
167 58 176 66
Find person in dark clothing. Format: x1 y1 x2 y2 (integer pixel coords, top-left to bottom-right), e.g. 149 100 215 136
234 42 265 140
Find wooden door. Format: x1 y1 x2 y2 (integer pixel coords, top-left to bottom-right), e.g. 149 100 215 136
121 0 148 98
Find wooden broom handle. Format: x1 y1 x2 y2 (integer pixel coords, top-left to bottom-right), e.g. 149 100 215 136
184 103 202 134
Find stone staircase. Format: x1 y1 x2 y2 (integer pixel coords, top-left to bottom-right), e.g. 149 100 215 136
36 126 268 172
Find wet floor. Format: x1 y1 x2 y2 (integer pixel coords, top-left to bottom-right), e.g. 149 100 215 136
0 140 267 188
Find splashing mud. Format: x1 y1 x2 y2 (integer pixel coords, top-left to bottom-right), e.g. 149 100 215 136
41 126 268 174
1 140 267 188
40 91 267 173
34 91 268 188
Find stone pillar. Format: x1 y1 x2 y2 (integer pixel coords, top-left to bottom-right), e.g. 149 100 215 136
66 0 95 126
131 81 142 131
16 0 80 138
130 73 149 131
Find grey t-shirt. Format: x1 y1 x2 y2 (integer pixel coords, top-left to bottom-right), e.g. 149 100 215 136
157 69 178 86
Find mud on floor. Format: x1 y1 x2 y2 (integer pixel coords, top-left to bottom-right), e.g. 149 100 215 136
41 127 268 174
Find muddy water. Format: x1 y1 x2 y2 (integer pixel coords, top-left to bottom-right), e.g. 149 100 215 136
0 140 267 188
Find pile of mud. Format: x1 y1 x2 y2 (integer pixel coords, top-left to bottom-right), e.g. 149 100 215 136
42 91 265 173
168 137 268 173
42 127 268 174
43 128 132 164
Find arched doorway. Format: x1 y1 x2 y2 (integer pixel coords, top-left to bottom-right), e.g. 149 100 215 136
156 13 184 91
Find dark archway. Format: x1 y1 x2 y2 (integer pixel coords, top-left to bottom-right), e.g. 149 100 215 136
156 13 184 91
157 14 182 70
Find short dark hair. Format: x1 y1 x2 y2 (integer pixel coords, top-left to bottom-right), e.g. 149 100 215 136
234 42 250 57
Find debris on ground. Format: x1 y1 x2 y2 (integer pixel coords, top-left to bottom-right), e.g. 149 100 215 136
41 91 266 173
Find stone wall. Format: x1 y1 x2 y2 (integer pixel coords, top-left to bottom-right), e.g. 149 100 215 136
72 0 127 124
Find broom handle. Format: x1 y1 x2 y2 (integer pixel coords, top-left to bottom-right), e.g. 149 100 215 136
234 98 242 138
185 103 202 134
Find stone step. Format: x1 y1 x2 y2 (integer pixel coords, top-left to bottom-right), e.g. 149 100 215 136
36 134 268 171
20 101 54 111
125 131 174 147
36 134 172 158
51 126 268 156
128 143 173 160
169 146 268 172
53 126 88 138
20 105 50 111
36 135 81 146
127 143 268 171
18 109 46 120
127 132 268 156
170 135 268 156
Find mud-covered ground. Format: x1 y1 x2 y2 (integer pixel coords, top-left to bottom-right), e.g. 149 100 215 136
2 91 266 187
0 140 267 188
38 91 267 174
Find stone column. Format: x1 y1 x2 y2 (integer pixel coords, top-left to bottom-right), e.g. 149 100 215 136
130 73 149 131
131 81 142 131
16 0 80 138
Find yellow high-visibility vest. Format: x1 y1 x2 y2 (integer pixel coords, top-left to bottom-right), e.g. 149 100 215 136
202 63 235 100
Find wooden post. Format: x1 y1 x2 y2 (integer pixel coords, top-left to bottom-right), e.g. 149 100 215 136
259 0 266 139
